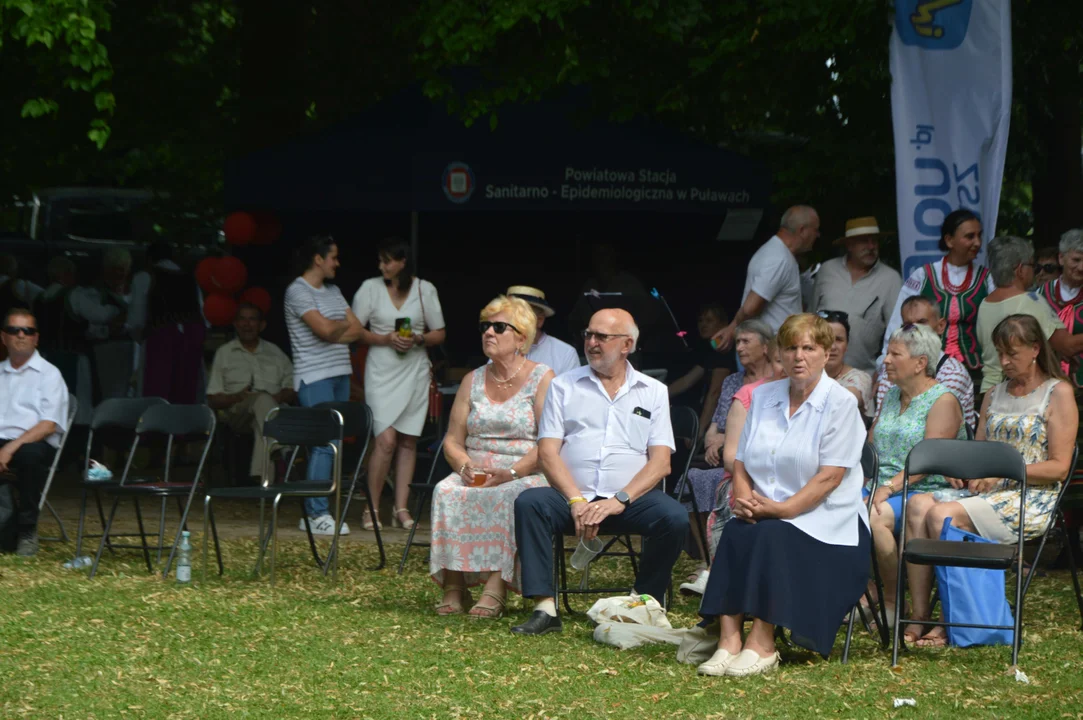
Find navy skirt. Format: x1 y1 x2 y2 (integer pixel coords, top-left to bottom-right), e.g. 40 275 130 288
699 518 870 658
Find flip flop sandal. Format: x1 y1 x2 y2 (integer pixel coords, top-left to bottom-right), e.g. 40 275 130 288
434 585 473 616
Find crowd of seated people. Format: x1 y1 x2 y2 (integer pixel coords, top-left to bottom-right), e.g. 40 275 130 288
7 215 1083 680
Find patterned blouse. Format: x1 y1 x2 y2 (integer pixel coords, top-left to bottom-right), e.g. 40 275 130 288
710 371 746 428
980 378 1064 540
873 383 964 493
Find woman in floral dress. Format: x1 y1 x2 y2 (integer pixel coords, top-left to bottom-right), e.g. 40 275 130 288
430 296 555 618
912 314 1077 646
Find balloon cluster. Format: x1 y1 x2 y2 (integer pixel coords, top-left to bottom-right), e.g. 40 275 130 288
198 211 280 326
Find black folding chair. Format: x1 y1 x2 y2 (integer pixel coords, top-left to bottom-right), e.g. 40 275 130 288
21 392 77 543
1061 471 1083 629
202 406 345 585
397 436 451 575
312 401 380 571
842 441 891 662
668 405 706 560
89 404 217 579
891 439 1078 666
72 397 169 561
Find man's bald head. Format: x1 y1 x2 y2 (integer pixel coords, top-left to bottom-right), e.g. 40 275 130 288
585 309 638 375
780 205 820 252
591 308 639 347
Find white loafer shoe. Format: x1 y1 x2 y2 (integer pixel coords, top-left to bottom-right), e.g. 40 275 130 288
724 649 780 677
696 648 737 676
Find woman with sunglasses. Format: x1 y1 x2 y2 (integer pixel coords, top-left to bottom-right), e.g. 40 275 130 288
428 296 554 618
883 209 994 390
352 237 446 530
820 310 873 419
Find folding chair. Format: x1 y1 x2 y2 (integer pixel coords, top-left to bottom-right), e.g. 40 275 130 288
667 405 706 560
841 441 891 662
397 436 451 574
89 404 217 579
891 439 1079 666
1061 470 1083 629
202 406 344 585
72 397 169 561
16 393 77 543
312 401 380 571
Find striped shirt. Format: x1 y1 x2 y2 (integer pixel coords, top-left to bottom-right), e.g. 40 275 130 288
873 354 976 429
283 277 352 391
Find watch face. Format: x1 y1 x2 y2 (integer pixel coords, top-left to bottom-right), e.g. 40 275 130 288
615 491 630 505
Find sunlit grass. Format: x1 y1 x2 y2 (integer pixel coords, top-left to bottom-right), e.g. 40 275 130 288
2 537 1081 719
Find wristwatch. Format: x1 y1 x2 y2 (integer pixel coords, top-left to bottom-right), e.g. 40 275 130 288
614 491 631 507
509 468 519 481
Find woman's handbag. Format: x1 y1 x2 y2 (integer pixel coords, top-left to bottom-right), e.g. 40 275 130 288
934 517 1015 647
416 280 441 424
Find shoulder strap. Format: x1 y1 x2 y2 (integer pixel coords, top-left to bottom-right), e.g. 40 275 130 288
935 353 949 375
416 278 426 333
1039 379 1059 413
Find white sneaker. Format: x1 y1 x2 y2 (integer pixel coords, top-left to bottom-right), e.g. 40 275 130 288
299 515 350 536
680 570 709 596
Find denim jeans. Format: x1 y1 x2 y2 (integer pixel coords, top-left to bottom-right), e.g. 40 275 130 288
297 375 350 518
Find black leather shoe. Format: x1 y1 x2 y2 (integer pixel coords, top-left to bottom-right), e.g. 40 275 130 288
510 610 563 635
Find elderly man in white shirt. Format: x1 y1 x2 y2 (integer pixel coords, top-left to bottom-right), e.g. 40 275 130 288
0 309 69 556
506 285 581 376
511 308 688 636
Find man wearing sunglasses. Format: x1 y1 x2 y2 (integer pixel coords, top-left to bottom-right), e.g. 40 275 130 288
0 309 70 556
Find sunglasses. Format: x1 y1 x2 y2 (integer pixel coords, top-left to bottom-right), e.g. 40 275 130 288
816 310 849 323
479 321 521 335
1035 263 1061 274
2 325 38 337
582 330 630 343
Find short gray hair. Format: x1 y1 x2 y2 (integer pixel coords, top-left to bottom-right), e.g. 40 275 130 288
735 319 774 348
780 205 817 233
888 323 942 378
1060 229 1083 256
987 235 1034 287
627 318 640 352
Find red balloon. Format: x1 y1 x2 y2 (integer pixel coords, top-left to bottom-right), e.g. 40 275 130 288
211 256 247 294
239 286 272 316
223 212 257 246
195 257 220 294
203 293 238 326
252 212 282 245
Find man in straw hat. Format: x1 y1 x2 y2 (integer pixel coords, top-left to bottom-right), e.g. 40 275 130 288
506 286 582 376
811 216 902 374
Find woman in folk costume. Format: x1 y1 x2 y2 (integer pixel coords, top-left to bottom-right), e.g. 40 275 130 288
1036 229 1083 390
883 209 994 390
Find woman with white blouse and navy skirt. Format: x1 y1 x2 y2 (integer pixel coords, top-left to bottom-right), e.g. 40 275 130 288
697 313 871 677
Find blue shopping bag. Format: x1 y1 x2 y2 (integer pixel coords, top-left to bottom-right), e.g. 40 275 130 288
934 517 1014 647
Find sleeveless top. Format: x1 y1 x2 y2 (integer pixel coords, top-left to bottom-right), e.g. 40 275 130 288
982 378 1062 539
1037 279 1083 388
917 261 991 370
464 363 550 468
873 383 965 493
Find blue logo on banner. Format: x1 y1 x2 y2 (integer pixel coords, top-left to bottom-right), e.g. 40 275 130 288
896 0 972 50
442 162 475 204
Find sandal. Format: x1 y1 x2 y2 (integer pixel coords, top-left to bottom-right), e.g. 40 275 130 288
467 590 507 620
914 627 948 648
902 620 931 644
362 511 382 531
392 508 415 530
434 583 472 616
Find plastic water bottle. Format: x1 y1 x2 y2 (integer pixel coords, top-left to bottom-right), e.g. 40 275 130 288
176 531 192 584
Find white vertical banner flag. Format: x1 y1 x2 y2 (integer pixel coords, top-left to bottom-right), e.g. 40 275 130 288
890 0 1012 279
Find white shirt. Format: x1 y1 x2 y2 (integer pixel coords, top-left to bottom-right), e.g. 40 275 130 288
742 235 802 332
527 333 581 377
538 362 675 500
736 373 869 546
0 351 70 448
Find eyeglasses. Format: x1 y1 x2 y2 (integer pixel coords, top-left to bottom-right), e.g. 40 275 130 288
816 310 849 322
479 321 521 335
1036 263 1061 274
2 325 38 337
582 330 629 343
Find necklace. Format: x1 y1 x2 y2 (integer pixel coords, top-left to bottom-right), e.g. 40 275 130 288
489 357 527 388
941 260 973 294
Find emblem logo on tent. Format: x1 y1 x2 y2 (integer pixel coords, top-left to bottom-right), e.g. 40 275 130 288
896 0 972 50
442 162 475 203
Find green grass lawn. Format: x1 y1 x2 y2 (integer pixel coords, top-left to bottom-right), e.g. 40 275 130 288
2 538 1082 719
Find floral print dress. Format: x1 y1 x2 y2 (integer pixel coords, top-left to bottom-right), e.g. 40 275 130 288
979 378 1063 540
429 364 550 592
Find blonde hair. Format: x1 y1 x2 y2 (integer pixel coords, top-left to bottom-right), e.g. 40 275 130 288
479 295 537 351
777 313 834 354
